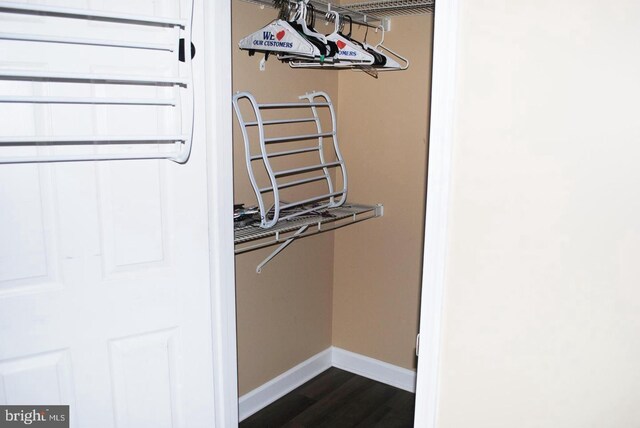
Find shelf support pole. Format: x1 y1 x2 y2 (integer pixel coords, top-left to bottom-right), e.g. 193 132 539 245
256 225 309 273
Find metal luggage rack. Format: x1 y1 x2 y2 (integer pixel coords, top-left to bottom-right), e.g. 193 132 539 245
0 1 194 164
233 90 348 229
233 90 383 272
235 203 383 273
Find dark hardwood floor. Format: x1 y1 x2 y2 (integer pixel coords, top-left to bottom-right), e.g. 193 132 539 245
240 368 415 428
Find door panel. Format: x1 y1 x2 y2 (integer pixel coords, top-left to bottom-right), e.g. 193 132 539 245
0 165 51 285
0 350 75 405
109 329 181 428
98 160 168 274
0 1 218 427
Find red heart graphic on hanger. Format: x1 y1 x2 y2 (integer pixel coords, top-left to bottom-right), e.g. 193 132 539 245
337 40 346 50
276 30 285 41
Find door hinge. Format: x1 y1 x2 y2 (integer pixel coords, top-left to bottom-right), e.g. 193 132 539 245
416 333 420 356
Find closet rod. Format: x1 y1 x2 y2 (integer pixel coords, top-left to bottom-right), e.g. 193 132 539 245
0 1 187 28
0 32 174 52
250 146 320 160
0 96 176 106
0 70 188 87
0 135 186 145
264 132 334 144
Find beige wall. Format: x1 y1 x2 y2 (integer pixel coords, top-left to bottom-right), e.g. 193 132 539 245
232 0 338 395
232 1 433 394
436 1 640 427
332 14 434 370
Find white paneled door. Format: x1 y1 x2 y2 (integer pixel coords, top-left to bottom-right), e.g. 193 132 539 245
0 0 223 427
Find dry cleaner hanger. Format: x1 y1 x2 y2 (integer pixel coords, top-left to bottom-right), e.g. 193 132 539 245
363 25 409 71
288 9 375 68
278 0 339 63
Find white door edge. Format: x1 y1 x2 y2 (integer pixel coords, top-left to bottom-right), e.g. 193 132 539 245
203 1 239 427
414 0 460 427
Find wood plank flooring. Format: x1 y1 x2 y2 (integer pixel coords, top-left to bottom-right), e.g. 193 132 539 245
240 368 415 428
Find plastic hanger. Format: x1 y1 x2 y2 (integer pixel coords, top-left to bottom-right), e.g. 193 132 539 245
288 10 375 68
362 25 409 71
238 1 408 74
238 14 321 60
238 1 341 68
295 1 327 45
279 1 339 61
326 11 375 65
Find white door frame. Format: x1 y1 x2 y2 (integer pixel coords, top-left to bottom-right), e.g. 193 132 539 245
202 0 463 425
203 1 239 427
413 0 460 427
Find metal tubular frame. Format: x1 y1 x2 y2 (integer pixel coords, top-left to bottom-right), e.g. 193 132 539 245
0 0 194 164
232 91 347 228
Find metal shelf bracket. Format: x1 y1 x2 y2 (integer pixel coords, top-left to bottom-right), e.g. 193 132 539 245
256 225 309 273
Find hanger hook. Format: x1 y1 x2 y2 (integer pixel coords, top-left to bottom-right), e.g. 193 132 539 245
300 1 307 22
375 24 385 47
291 1 302 21
326 10 340 35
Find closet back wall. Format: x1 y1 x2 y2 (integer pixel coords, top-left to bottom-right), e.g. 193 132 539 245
333 13 434 371
232 0 339 395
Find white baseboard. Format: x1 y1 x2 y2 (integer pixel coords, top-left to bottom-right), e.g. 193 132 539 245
238 348 332 421
331 347 416 393
238 346 417 421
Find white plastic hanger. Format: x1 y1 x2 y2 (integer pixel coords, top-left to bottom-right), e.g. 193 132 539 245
294 0 328 45
363 25 409 71
238 1 408 74
238 17 320 59
288 10 375 68
277 0 343 64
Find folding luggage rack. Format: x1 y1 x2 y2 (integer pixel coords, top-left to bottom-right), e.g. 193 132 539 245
233 90 349 229
232 90 383 272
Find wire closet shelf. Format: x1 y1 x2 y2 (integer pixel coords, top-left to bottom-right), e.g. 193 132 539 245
239 0 435 30
346 0 434 17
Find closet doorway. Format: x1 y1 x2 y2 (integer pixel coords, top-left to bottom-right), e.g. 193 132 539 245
230 0 436 425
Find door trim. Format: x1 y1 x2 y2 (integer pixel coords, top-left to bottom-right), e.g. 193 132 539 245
414 0 460 427
203 1 239 427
